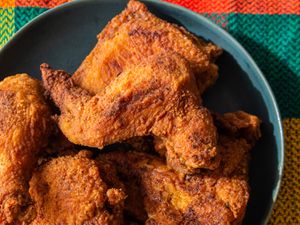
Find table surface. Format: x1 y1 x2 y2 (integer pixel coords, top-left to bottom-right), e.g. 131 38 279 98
0 0 299 224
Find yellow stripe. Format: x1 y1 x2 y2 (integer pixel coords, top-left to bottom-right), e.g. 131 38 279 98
269 118 300 224
0 8 15 48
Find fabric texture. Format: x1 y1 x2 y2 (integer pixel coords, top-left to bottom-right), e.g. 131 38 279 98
0 0 299 224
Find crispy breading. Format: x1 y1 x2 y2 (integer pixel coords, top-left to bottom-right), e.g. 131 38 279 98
72 0 222 96
212 111 262 145
29 151 125 225
41 53 219 173
98 111 261 225
0 74 52 224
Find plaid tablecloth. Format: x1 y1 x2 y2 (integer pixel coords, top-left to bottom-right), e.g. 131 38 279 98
0 0 299 223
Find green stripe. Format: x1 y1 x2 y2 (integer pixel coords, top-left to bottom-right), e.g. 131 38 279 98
226 14 300 118
14 7 48 32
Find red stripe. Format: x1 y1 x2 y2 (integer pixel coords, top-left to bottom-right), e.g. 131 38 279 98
15 0 69 8
164 0 300 15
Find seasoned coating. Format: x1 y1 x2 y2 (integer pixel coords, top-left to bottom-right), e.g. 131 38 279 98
154 110 262 158
29 151 125 225
41 53 218 173
98 111 261 225
72 0 222 95
0 74 52 224
213 111 262 145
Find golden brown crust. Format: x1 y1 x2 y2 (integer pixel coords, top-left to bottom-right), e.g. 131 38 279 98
97 111 261 225
29 151 125 225
72 0 222 95
98 146 247 225
213 111 262 145
41 53 219 173
0 74 52 224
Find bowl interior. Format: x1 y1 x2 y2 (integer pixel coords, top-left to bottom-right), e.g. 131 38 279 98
0 0 283 224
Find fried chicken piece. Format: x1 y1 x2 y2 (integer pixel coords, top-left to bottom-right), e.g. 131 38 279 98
0 74 52 224
41 53 219 173
72 0 222 158
72 0 222 96
98 111 261 225
212 111 262 145
154 110 262 158
29 150 125 225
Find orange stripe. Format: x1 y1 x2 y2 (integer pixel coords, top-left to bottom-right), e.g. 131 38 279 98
15 0 70 8
0 0 15 8
164 0 300 15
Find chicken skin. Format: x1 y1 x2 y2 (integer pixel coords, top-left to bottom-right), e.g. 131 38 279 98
0 74 52 224
212 111 262 145
72 0 222 96
98 111 261 225
41 53 218 173
29 150 125 225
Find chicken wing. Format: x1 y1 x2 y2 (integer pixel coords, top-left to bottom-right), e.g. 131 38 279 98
98 111 261 225
0 74 52 224
72 0 222 96
41 53 218 173
29 150 125 225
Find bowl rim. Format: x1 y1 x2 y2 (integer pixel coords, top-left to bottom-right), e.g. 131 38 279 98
0 0 284 224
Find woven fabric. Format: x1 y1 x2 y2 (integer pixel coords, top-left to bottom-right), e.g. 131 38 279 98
0 0 299 224
269 119 300 224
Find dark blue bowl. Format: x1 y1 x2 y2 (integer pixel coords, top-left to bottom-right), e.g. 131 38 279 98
0 0 284 224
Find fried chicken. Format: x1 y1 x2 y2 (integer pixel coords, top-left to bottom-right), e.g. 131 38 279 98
154 110 262 158
98 111 261 225
29 150 125 225
212 111 262 145
72 0 222 96
0 74 52 224
41 53 219 173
